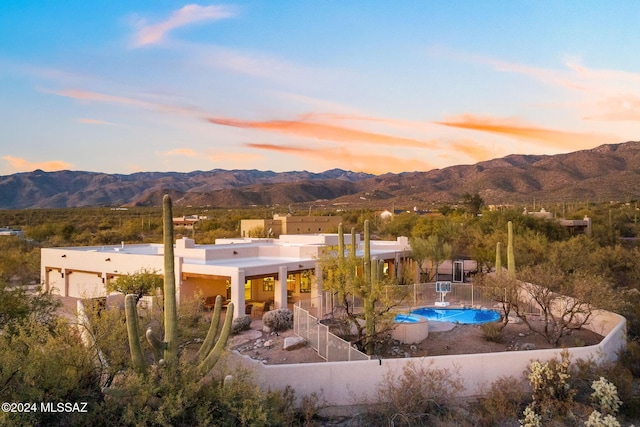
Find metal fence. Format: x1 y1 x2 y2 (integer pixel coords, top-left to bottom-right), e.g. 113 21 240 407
322 282 543 316
294 299 370 362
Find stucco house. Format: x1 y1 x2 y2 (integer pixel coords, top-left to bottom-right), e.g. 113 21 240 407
41 233 411 318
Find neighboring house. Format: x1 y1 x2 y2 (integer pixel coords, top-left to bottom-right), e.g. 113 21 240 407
240 214 342 238
0 227 25 237
172 215 207 230
523 208 592 236
41 233 411 318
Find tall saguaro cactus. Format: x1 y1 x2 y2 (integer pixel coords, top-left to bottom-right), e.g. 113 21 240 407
507 221 516 278
123 194 234 375
362 220 376 355
495 241 502 276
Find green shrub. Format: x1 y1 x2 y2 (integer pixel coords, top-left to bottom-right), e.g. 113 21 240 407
480 321 503 342
231 315 252 335
262 308 293 332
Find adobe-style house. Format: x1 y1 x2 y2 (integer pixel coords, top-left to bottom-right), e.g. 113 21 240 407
240 214 343 238
41 233 411 318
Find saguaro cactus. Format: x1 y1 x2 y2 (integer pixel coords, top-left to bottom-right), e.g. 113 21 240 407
507 221 516 278
123 194 234 374
362 220 376 355
495 241 502 276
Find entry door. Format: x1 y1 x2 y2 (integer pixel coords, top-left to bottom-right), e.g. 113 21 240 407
453 260 464 282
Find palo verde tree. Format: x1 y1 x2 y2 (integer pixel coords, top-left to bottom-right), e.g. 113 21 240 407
321 221 409 355
516 264 615 347
106 268 162 303
409 234 452 282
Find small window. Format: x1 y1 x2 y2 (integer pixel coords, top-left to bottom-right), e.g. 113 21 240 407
300 271 312 293
263 277 274 292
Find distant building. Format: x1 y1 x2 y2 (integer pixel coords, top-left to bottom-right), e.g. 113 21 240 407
0 227 24 237
523 208 592 236
172 215 207 230
240 214 342 238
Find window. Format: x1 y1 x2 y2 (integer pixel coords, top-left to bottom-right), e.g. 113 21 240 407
262 277 274 291
300 271 312 293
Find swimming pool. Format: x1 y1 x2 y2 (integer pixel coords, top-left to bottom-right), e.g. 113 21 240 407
410 307 501 324
394 313 427 323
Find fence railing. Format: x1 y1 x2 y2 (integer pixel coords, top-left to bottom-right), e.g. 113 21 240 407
294 299 370 362
322 282 543 316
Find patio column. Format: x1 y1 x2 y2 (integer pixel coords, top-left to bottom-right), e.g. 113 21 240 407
62 268 70 297
230 269 246 319
275 266 288 309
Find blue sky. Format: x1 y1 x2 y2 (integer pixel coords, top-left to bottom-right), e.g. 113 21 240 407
1 1 640 175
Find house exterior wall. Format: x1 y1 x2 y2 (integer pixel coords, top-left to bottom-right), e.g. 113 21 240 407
41 234 411 319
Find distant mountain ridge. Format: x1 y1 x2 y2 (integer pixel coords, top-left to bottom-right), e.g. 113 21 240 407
2 141 640 209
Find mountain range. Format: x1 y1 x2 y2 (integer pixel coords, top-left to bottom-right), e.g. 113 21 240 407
2 141 640 209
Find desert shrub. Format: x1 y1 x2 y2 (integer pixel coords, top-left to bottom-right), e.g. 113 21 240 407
231 315 252 335
480 321 503 342
178 291 205 328
571 355 638 420
471 376 526 426
374 360 464 425
524 350 576 425
262 308 293 332
617 340 640 377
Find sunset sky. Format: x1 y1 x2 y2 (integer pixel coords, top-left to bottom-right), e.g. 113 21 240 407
2 1 640 175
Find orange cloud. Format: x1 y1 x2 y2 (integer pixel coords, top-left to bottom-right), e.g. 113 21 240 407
134 4 236 47
244 143 433 174
208 116 437 149
436 114 611 150
2 156 71 172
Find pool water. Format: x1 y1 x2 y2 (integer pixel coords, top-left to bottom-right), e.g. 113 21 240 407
410 307 500 324
394 314 427 323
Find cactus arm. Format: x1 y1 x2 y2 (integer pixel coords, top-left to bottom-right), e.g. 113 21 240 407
124 294 147 372
198 302 234 373
162 194 178 363
350 227 356 259
145 328 166 363
363 220 371 285
495 241 502 276
507 221 516 278
196 295 223 362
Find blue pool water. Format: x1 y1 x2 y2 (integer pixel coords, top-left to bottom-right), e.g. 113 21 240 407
409 307 501 324
394 314 427 323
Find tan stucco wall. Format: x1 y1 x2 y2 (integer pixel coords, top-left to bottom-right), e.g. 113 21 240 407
240 310 627 407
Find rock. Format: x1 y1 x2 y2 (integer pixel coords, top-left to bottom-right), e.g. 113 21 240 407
263 339 273 348
521 343 537 351
283 336 307 351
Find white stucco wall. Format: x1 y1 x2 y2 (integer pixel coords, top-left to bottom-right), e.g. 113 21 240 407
236 310 626 407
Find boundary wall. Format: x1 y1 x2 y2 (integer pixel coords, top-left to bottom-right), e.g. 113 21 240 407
237 308 626 407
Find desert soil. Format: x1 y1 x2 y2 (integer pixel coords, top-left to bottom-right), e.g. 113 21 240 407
229 316 603 365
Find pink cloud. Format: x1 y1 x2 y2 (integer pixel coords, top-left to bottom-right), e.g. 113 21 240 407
134 4 236 47
2 156 71 172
